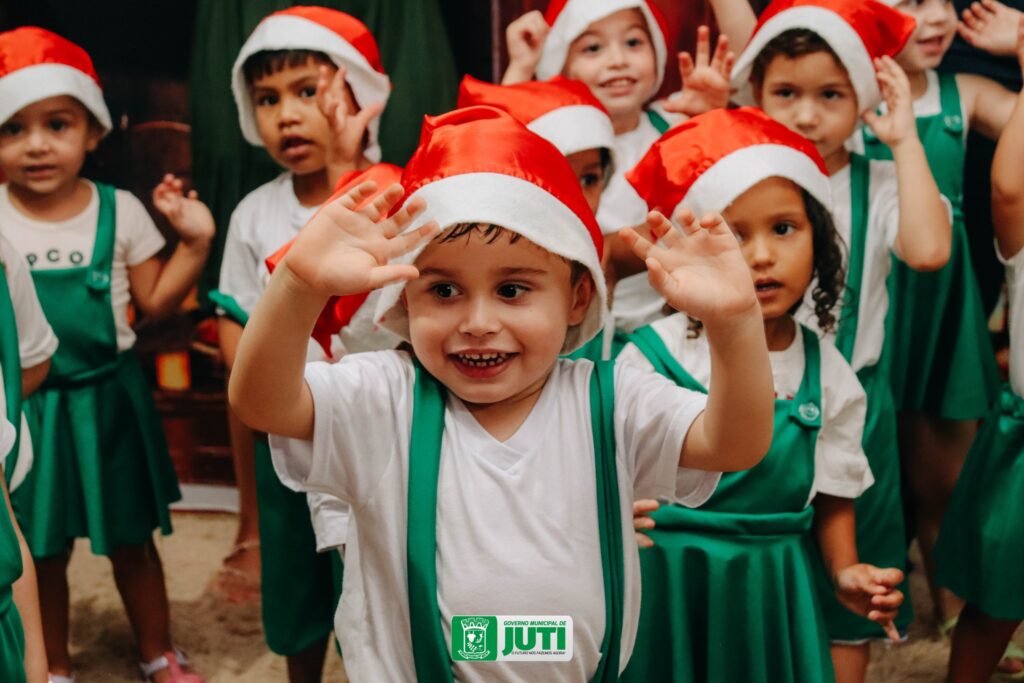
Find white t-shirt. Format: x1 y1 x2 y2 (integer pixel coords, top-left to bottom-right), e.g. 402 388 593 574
998 243 1024 396
0 234 57 368
269 351 716 681
796 160 900 372
618 314 873 504
599 110 667 334
0 183 165 352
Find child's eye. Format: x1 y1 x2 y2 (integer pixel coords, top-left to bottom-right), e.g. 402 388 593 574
0 122 22 136
497 283 529 299
300 86 317 98
581 41 602 54
773 222 797 236
255 94 278 106
821 90 843 101
579 172 604 189
48 119 69 132
771 87 795 99
431 283 460 299
626 36 648 49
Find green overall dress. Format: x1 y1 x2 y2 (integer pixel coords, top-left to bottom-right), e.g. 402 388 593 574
621 324 835 683
211 283 343 655
811 157 913 640
862 72 999 418
934 384 1024 620
0 263 28 683
10 183 181 559
406 361 626 682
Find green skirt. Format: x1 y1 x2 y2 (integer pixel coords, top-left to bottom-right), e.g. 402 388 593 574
12 353 180 559
0 590 25 683
935 385 1024 620
813 366 914 641
254 439 343 655
887 222 999 419
622 506 835 683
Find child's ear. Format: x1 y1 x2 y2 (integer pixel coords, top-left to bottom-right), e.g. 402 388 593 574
568 272 595 326
84 120 103 153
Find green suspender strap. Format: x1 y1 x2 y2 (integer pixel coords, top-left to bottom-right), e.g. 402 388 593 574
834 154 870 363
646 109 671 134
208 290 250 327
406 361 624 682
628 326 708 394
0 266 22 462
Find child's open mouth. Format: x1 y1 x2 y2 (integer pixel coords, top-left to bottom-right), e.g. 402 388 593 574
600 77 637 95
23 164 57 178
280 136 313 158
755 279 783 299
450 351 517 378
916 36 946 54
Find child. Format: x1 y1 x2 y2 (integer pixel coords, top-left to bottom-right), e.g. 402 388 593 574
730 1 952 679
858 0 1017 634
618 106 904 682
212 7 391 680
229 105 776 681
456 75 615 215
503 0 733 335
934 17 1024 681
0 26 212 683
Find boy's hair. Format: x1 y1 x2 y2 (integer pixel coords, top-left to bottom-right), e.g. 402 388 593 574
687 188 846 336
749 28 842 90
439 223 589 283
242 49 334 87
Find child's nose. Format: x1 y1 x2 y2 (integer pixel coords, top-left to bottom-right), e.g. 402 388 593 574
458 298 500 336
607 42 628 67
278 96 303 125
793 99 818 130
26 127 50 153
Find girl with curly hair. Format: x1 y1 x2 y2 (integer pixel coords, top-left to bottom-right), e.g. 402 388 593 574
617 108 905 683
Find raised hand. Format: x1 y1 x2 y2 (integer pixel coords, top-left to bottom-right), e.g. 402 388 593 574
633 499 659 548
663 26 733 118
862 57 916 150
151 174 215 246
834 564 905 641
282 181 439 299
958 0 1022 57
503 10 549 84
317 64 384 176
619 208 757 327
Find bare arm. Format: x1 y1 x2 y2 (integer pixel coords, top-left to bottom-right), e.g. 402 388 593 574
1 473 47 682
218 318 244 371
864 58 951 271
620 209 774 472
813 494 904 640
960 73 1018 140
707 0 757 52
20 359 48 398
991 15 1024 259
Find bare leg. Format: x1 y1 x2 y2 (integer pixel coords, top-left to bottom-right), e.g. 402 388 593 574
35 552 71 676
948 603 1021 683
898 411 975 623
285 637 330 683
110 541 182 683
830 643 870 683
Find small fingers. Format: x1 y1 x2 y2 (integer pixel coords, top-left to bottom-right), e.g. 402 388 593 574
711 33 730 72
619 226 656 261
363 183 407 222
878 619 901 642
633 498 660 514
695 25 711 65
384 192 427 236
635 533 654 549
365 264 422 290
677 51 695 79
336 180 380 211
389 221 441 258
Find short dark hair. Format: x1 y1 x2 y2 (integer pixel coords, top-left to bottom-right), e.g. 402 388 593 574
242 49 334 87
438 223 589 283
750 28 843 90
686 187 846 336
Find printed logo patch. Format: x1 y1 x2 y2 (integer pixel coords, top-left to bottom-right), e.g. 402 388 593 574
451 615 573 662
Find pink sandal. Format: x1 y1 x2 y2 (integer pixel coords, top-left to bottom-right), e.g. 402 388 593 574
139 648 204 683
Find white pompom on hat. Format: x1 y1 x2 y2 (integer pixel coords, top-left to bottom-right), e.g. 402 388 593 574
730 0 916 112
374 106 608 354
456 75 616 167
536 0 669 95
0 27 112 133
627 106 832 219
232 6 391 162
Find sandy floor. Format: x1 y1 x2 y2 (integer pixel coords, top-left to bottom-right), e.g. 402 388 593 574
65 511 1020 682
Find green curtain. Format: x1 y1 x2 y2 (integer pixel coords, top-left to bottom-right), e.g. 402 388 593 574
189 0 459 300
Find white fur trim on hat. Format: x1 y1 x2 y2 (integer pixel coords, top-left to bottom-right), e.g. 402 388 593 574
528 104 617 163
731 6 880 112
374 173 607 354
536 0 667 95
678 143 832 218
0 63 111 132
232 14 391 162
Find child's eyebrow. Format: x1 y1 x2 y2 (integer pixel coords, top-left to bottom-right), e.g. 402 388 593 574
498 267 548 276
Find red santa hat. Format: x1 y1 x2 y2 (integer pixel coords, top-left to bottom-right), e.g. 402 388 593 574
536 0 669 94
375 106 607 353
627 107 831 219
232 6 391 162
266 163 404 356
457 75 616 166
730 0 915 111
0 27 112 132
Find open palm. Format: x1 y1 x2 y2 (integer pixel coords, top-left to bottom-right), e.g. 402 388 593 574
620 209 756 324
283 182 438 298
